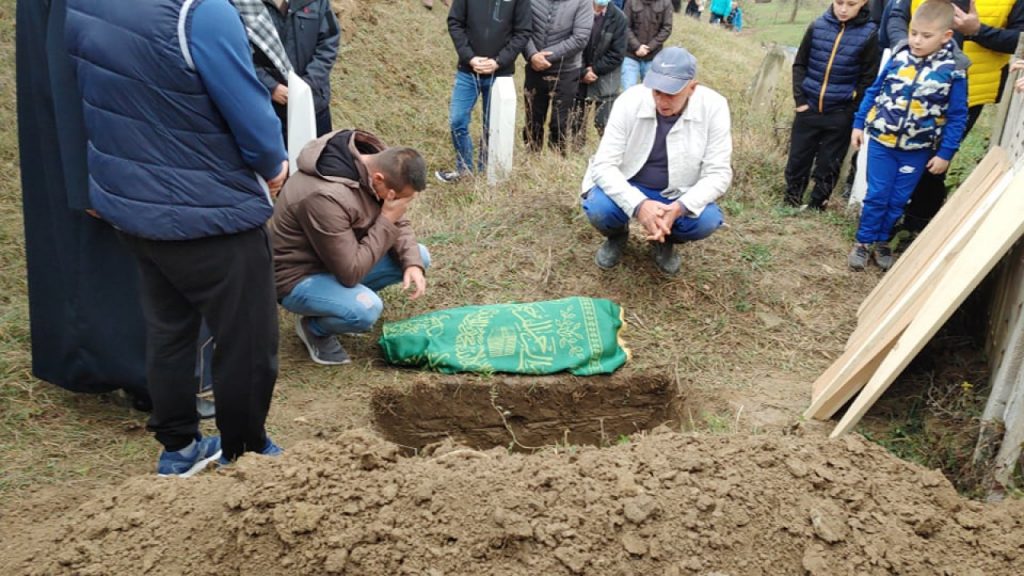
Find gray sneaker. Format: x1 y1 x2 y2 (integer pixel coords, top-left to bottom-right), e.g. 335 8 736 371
595 233 628 269
295 317 351 366
651 242 682 275
848 243 871 271
873 242 894 271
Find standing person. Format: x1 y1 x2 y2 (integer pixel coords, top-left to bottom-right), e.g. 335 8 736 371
581 47 732 275
65 0 289 475
686 0 705 19
16 0 152 412
569 0 629 148
709 0 731 23
270 131 430 365
887 0 1024 234
252 0 341 139
783 0 880 209
849 0 968 270
435 0 533 183
621 0 674 89
523 0 595 152
725 1 744 30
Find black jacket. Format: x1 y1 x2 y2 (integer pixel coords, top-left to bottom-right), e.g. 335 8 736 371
448 0 533 77
583 4 628 98
254 0 341 113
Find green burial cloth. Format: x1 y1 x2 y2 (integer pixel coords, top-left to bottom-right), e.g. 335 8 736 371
379 297 629 375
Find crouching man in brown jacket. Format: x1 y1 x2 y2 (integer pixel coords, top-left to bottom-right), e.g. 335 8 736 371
269 130 430 365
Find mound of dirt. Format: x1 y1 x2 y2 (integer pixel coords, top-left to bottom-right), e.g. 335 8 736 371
16 430 1024 576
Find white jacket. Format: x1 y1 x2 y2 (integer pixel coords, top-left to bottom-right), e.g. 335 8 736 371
581 84 732 218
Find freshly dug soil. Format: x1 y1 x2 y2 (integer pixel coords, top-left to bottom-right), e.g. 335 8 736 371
13 429 1024 576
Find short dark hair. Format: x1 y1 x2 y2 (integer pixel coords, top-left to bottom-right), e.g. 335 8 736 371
914 0 954 30
377 147 427 192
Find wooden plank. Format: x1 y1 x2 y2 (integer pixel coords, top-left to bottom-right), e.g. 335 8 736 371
486 76 516 185
831 170 1024 437
854 148 1008 330
808 169 1008 418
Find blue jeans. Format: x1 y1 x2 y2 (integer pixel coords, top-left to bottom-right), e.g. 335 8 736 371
582 184 723 243
620 58 652 91
281 245 431 336
856 141 932 244
449 70 497 173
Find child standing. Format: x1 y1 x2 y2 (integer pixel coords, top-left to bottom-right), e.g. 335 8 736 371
784 0 880 210
848 0 968 271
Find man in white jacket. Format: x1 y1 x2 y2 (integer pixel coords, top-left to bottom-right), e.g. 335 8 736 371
581 46 731 275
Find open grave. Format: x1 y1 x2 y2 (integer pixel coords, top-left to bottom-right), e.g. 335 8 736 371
371 374 697 452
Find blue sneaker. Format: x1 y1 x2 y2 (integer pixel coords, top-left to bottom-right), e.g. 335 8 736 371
217 437 283 466
157 435 222 477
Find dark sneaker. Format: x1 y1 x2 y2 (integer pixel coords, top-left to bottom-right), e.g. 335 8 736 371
435 169 466 184
295 317 351 366
651 242 682 275
595 233 628 270
873 242 894 271
848 243 871 271
157 435 222 477
218 437 283 466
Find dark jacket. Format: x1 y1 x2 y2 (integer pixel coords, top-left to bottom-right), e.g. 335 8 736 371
269 130 423 298
448 0 533 77
66 0 286 241
254 0 340 113
583 4 628 98
524 0 594 71
625 0 674 61
792 7 879 113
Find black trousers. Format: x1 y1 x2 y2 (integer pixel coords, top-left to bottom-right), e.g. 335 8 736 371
524 66 581 152
902 104 984 232
784 107 855 208
119 226 279 460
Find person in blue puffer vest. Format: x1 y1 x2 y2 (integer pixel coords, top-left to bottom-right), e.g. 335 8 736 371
783 0 880 210
65 0 289 476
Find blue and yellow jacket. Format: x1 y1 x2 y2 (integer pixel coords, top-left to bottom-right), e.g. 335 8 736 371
854 41 970 161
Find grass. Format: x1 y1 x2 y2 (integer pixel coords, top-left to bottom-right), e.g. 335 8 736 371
0 0 1003 509
743 0 833 47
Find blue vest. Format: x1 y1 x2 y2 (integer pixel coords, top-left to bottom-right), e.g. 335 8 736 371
801 9 877 113
65 0 272 240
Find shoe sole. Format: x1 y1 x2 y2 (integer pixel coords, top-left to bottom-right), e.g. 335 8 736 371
295 320 352 366
158 449 223 478
434 171 461 184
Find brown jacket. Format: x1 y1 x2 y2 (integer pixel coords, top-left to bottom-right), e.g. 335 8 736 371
625 0 673 61
269 130 424 299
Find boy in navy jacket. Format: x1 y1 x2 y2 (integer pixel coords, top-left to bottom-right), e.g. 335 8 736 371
784 0 880 210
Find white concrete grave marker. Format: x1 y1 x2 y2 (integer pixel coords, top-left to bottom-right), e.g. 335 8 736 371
487 76 517 185
287 72 317 176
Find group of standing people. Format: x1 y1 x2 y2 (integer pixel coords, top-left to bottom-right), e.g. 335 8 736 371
781 0 1022 272
437 0 732 274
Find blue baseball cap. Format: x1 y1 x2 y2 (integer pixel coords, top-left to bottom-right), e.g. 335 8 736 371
643 47 698 95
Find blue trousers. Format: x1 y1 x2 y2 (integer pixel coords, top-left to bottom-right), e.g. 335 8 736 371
856 141 933 244
448 70 496 174
281 245 431 336
620 58 652 91
582 184 723 243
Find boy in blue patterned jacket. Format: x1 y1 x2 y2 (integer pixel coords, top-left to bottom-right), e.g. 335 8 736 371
848 0 968 271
